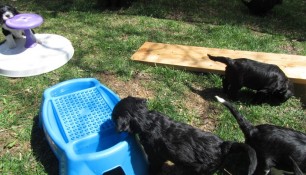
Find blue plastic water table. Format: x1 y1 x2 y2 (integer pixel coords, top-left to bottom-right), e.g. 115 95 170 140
40 78 148 175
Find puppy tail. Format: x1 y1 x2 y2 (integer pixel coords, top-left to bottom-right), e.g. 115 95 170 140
290 156 304 175
207 54 234 66
222 141 257 175
215 96 256 139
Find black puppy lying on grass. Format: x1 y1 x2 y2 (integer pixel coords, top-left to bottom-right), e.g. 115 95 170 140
112 96 257 175
216 96 306 175
207 54 294 103
241 0 283 15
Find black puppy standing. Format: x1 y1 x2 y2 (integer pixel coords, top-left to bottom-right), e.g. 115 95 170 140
112 96 257 175
216 96 306 175
207 54 293 102
1 4 25 48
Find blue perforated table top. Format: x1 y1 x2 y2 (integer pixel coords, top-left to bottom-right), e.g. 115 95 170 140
51 87 114 142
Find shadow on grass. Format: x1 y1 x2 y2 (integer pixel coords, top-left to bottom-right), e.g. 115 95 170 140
31 115 59 175
185 82 285 106
2 0 305 41
126 0 306 41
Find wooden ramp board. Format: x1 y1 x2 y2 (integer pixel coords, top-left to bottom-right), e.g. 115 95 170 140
131 42 306 84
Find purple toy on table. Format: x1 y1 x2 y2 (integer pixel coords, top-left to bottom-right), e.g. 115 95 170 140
6 14 43 48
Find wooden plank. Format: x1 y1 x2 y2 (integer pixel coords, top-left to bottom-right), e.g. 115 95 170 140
131 42 306 84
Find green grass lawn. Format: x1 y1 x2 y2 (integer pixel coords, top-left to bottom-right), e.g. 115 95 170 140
0 0 305 174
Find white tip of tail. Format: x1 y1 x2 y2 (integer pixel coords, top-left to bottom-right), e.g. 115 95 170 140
215 96 226 103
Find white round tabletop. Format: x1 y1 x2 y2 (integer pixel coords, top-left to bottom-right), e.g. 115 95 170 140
0 34 74 77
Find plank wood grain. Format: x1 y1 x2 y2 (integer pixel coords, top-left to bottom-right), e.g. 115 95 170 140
132 42 306 84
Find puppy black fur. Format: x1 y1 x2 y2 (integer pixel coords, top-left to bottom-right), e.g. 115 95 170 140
290 156 305 175
216 96 306 175
112 96 257 175
207 54 294 103
242 0 283 15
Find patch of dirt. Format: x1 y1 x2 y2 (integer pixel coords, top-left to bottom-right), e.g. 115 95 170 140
97 71 218 131
0 126 30 158
183 90 217 132
97 71 217 131
280 41 299 55
97 71 155 99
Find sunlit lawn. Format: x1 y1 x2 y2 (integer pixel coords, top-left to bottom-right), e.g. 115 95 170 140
0 0 305 174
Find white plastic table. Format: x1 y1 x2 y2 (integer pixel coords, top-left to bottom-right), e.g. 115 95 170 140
0 34 74 77
0 13 74 77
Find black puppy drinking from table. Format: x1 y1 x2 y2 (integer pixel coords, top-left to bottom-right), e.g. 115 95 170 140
0 4 31 48
112 96 257 175
207 54 294 103
216 96 306 175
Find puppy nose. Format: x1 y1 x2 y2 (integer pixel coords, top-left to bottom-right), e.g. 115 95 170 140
5 14 11 18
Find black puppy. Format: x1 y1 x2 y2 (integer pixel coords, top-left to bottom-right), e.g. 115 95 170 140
208 54 293 103
216 96 306 175
242 0 283 15
0 4 34 48
112 96 257 175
